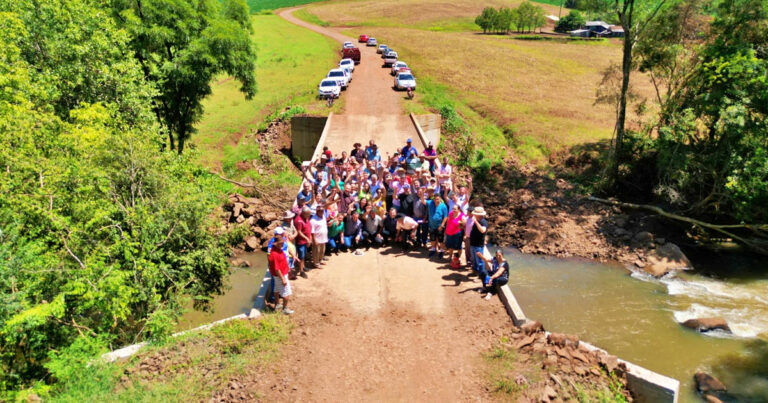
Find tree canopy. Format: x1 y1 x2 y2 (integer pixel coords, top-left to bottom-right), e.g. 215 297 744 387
110 0 257 154
0 0 242 395
475 1 547 34
555 10 587 32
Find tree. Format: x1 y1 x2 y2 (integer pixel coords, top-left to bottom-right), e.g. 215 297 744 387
110 0 257 154
497 7 514 34
605 0 669 179
475 7 498 33
556 10 587 32
0 0 236 393
513 1 547 33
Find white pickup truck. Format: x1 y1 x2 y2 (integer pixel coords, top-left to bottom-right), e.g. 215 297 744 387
383 51 398 67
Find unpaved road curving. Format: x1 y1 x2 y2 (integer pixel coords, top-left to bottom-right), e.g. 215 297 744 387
251 9 512 402
279 7 418 155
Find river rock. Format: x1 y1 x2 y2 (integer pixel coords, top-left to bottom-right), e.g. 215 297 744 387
235 214 245 224
598 353 619 373
682 317 731 333
242 206 257 217
233 202 244 217
231 258 251 268
252 226 267 239
261 211 279 223
694 372 727 393
521 320 544 335
633 231 654 245
643 242 692 277
547 333 568 347
244 236 260 251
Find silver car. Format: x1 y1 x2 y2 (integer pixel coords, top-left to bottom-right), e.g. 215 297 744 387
318 79 341 98
383 51 398 66
394 72 416 90
377 44 388 54
367 37 377 47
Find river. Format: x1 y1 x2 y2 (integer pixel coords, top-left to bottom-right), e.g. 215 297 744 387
176 251 267 331
174 247 767 401
505 247 768 402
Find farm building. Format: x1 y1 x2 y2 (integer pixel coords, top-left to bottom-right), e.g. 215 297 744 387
569 21 625 38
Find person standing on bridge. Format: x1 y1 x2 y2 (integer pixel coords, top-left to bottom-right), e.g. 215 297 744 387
294 206 312 278
469 207 489 277
423 142 437 176
398 138 418 165
268 236 294 315
310 201 329 268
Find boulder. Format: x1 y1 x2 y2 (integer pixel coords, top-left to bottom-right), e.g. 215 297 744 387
598 353 619 373
244 236 260 251
682 318 731 333
694 372 727 393
233 202 244 217
231 258 251 268
633 231 654 245
252 226 267 239
643 242 692 277
235 214 245 224
521 320 544 335
261 211 279 223
242 206 258 217
547 333 568 347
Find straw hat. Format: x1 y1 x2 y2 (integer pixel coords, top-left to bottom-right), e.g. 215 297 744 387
472 206 487 216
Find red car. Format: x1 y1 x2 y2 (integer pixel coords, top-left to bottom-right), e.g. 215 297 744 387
358 34 369 43
342 47 361 64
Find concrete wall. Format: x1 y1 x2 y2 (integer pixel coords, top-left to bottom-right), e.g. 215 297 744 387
414 114 441 146
291 115 328 162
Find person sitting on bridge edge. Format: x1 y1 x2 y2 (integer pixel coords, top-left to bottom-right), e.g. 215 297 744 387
477 249 509 301
268 235 294 315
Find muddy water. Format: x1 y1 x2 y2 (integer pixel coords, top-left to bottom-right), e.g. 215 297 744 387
176 252 266 331
504 248 768 402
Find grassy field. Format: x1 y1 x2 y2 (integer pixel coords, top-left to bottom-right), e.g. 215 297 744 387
50 317 291 402
246 0 327 13
304 0 653 164
192 14 339 182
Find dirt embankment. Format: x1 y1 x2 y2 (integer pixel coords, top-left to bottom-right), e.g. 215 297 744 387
472 158 691 277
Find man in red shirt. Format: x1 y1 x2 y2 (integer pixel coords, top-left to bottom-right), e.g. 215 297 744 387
269 236 294 315
293 206 313 279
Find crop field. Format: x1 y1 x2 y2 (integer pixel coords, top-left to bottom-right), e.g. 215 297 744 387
192 14 339 171
302 0 654 163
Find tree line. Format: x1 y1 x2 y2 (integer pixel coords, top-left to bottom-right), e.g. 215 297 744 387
475 1 547 34
0 0 256 397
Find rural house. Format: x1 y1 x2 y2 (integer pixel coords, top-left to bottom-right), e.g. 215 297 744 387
569 21 625 38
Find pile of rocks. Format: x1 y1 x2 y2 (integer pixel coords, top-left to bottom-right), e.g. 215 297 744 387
223 193 284 251
507 321 633 402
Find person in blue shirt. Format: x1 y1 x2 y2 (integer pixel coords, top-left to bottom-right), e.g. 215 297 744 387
426 195 448 257
365 141 381 162
398 138 418 164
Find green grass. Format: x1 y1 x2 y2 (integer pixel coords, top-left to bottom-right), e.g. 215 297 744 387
293 8 330 26
50 316 291 402
246 0 326 13
192 14 338 183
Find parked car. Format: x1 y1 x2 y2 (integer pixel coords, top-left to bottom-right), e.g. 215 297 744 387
342 47 361 64
367 37 377 47
343 41 355 49
318 78 341 99
358 34 369 43
381 47 393 58
339 58 355 73
394 66 411 76
327 68 350 89
377 44 388 54
394 72 416 90
390 61 408 75
383 51 398 66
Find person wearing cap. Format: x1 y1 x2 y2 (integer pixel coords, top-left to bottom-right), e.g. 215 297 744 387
365 141 381 162
267 226 296 269
268 236 294 315
293 206 313 278
399 138 418 164
310 202 329 268
426 195 449 257
423 142 437 176
469 206 489 276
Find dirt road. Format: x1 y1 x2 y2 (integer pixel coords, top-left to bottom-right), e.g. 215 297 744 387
279 8 418 154
252 9 511 402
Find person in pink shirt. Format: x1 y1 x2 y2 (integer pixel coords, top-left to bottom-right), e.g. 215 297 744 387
444 204 466 262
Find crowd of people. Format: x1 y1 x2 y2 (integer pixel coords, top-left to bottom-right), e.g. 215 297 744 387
267 138 510 315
